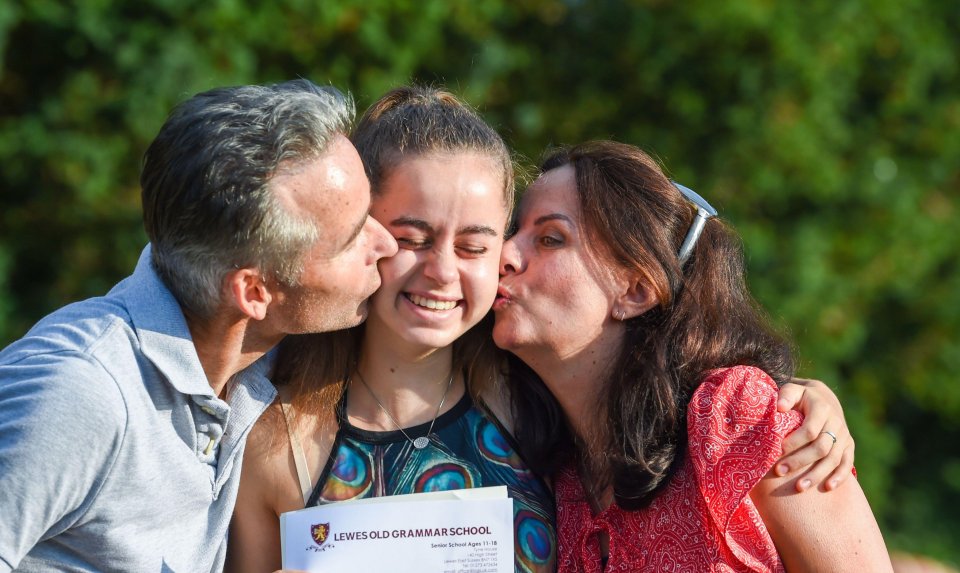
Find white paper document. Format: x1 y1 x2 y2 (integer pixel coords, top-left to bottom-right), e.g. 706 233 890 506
280 486 514 572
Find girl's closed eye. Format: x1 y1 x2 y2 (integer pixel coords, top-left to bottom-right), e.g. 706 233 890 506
397 236 431 249
456 244 489 257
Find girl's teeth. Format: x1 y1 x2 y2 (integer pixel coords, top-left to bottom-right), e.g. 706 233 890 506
409 294 456 310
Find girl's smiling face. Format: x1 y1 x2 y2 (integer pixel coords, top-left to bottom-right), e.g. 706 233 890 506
366 152 509 352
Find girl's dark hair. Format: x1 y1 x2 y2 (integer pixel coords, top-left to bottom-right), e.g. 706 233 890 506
274 86 513 426
508 140 795 510
353 85 514 213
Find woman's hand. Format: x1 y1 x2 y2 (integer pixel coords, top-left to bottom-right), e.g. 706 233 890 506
775 378 854 492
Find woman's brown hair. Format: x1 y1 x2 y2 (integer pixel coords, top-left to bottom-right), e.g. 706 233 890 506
507 140 795 509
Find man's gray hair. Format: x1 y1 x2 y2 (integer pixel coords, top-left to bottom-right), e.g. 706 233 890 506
140 79 355 318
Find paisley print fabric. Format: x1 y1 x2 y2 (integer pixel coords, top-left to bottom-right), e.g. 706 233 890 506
310 391 557 573
555 366 802 572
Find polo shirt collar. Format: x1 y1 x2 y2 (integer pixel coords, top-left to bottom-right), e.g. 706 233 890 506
119 245 228 398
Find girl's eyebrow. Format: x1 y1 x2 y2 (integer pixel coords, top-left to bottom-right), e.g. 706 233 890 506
390 216 498 237
389 216 431 231
458 224 498 237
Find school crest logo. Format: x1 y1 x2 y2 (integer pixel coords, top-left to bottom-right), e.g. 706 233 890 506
311 523 330 546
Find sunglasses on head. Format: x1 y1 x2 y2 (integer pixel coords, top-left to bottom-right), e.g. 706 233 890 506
673 182 718 265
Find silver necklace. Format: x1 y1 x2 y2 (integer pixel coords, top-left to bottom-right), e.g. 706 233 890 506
353 369 455 450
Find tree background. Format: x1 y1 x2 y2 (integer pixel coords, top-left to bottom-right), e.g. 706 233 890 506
1 0 957 564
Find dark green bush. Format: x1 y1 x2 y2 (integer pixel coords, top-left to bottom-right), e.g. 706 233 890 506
2 0 957 563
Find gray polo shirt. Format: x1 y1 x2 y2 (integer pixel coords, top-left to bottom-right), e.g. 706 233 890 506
0 246 277 572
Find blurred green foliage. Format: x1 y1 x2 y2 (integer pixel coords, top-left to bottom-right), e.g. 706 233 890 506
1 0 958 563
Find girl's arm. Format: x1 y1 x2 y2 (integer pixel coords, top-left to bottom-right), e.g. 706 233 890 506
226 416 290 573
227 399 337 573
775 378 855 491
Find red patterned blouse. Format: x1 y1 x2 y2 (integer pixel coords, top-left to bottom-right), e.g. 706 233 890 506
554 366 802 572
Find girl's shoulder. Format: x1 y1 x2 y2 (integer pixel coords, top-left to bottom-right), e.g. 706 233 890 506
244 387 340 513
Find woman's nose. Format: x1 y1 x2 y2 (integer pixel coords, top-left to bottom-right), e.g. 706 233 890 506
499 237 523 276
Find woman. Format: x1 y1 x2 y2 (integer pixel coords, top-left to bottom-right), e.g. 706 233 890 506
227 90 855 573
493 140 891 571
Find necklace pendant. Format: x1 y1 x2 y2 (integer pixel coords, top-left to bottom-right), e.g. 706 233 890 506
413 436 430 450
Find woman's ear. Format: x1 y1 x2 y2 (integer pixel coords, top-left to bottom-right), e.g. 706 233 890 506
613 274 659 321
224 268 273 321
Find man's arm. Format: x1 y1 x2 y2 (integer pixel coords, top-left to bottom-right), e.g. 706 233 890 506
0 353 125 570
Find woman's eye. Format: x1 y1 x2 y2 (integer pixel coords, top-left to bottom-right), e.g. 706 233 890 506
539 235 563 247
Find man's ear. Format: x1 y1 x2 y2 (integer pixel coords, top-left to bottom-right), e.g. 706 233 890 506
614 274 659 321
225 268 273 321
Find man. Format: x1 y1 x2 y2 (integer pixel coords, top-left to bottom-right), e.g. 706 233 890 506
0 80 397 572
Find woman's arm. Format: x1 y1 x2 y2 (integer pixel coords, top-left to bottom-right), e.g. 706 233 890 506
775 378 855 491
751 467 892 572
